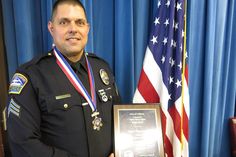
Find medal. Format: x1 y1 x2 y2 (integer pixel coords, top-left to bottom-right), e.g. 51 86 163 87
53 47 103 131
99 69 110 85
91 111 103 131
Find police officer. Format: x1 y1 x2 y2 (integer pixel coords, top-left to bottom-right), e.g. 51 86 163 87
7 0 120 157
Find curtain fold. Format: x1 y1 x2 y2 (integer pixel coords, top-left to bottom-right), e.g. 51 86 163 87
91 0 115 75
114 0 135 102
133 0 153 92
1 0 18 79
1 0 54 79
40 0 54 51
80 0 94 52
188 0 236 157
1 0 236 157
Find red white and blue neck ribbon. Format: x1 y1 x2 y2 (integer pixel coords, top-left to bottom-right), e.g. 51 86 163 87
53 47 97 112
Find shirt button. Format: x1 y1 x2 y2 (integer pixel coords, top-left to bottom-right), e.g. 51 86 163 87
64 104 68 109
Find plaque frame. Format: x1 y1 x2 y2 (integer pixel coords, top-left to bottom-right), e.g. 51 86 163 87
114 104 164 157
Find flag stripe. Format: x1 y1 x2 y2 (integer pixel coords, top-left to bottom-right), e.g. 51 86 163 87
137 69 160 102
183 105 189 140
164 134 174 157
135 46 184 156
143 48 170 110
133 90 146 103
185 66 189 85
160 109 173 157
169 105 182 140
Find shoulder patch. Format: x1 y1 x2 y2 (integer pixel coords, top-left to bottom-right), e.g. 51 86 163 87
9 73 28 94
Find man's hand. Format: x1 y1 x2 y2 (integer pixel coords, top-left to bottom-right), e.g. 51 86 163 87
108 153 114 157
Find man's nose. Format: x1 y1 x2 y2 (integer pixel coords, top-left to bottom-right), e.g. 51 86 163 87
68 22 78 34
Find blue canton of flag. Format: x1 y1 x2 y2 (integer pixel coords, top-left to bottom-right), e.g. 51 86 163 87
149 0 185 108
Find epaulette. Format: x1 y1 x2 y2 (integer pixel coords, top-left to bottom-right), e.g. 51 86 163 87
85 52 98 58
9 52 54 95
20 51 54 69
85 52 108 64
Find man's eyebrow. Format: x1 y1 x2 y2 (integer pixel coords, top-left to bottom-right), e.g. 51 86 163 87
58 17 86 21
58 17 70 21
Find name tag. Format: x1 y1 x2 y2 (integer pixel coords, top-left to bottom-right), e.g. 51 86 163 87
55 94 71 100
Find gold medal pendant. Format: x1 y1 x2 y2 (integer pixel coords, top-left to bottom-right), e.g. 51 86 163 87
91 111 103 131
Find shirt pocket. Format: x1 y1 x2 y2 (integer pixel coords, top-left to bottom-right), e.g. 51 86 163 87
42 94 86 133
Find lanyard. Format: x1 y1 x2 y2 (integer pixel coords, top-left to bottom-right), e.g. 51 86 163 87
53 47 97 112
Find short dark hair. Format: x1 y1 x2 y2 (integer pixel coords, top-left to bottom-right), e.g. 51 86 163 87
51 0 87 21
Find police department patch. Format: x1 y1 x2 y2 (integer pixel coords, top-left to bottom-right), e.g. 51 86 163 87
99 69 109 85
9 73 28 94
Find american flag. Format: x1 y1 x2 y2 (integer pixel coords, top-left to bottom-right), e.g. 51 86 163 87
133 0 189 157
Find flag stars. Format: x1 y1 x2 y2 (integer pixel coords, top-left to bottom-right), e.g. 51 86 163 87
161 56 166 64
166 0 171 8
170 59 175 67
134 0 188 121
180 44 183 52
175 79 182 88
169 76 174 84
171 39 177 48
154 17 160 25
164 19 169 27
174 23 179 31
158 1 161 8
178 62 182 70
176 2 182 11
169 58 175 67
172 21 178 30
167 93 172 101
163 37 168 45
151 35 158 45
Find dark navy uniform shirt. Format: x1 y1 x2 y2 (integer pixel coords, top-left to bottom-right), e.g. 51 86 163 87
7 51 120 157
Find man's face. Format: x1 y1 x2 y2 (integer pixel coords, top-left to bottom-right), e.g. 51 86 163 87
48 3 89 60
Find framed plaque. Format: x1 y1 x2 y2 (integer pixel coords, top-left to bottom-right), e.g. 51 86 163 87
114 104 164 157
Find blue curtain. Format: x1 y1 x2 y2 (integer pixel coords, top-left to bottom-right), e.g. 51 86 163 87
188 0 236 157
1 0 236 157
1 0 55 77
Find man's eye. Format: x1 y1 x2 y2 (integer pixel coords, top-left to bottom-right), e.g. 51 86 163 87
77 20 86 26
59 21 67 25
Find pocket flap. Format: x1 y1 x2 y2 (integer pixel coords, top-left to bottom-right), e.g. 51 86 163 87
44 94 81 112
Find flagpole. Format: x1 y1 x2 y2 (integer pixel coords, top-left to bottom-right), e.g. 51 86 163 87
181 0 187 154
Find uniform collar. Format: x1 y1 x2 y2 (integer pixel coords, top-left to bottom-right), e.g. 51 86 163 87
67 53 88 73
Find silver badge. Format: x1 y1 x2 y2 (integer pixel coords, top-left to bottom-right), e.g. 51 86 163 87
98 89 108 102
91 111 103 131
99 69 109 85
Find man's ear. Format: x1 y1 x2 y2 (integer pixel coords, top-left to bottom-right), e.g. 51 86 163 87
48 21 53 34
86 24 90 34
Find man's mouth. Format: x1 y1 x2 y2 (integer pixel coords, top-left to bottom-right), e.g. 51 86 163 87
66 37 81 41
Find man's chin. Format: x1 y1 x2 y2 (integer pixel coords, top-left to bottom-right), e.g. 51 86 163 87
65 49 84 56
